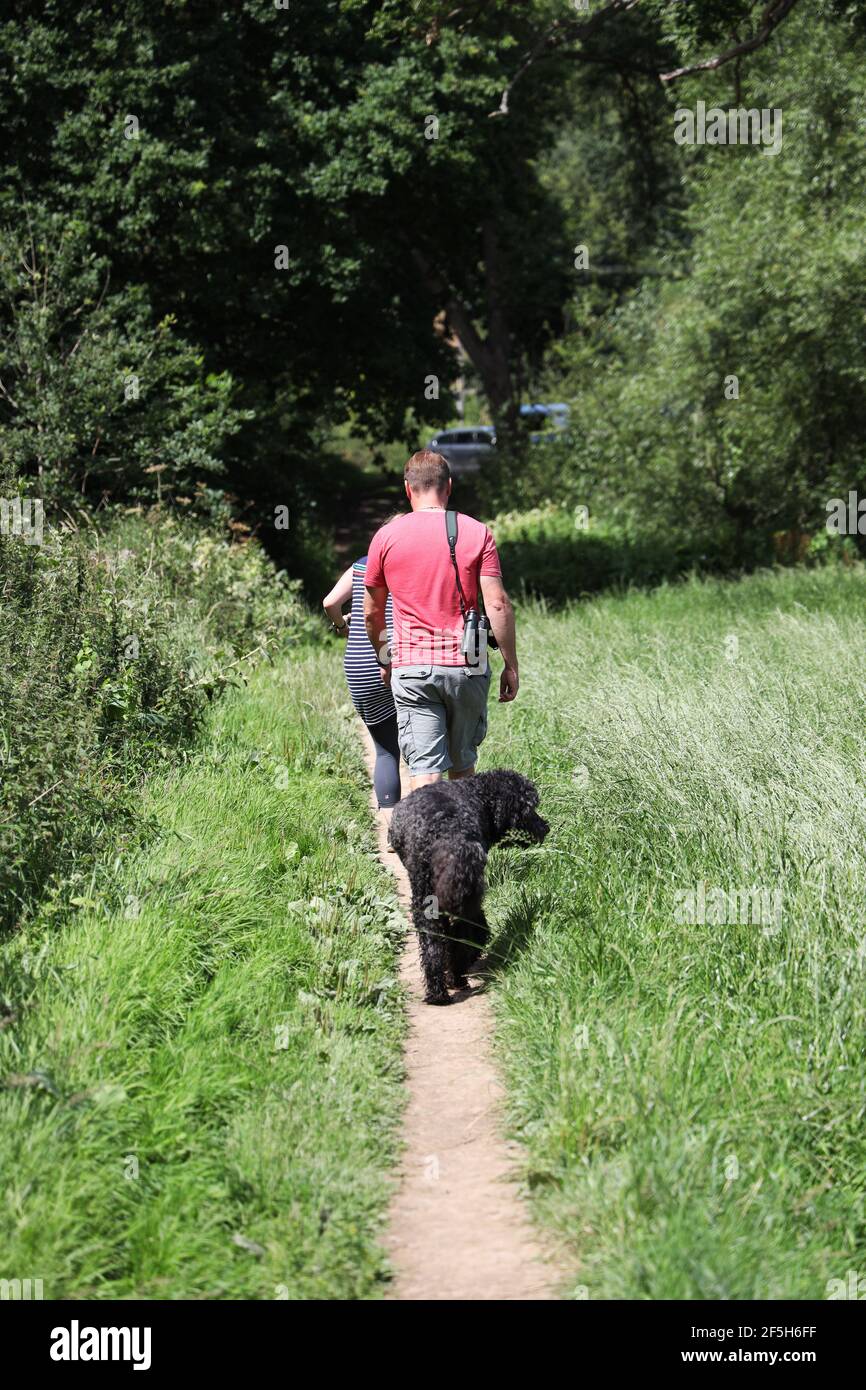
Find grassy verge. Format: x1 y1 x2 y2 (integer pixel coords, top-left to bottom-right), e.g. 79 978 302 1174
483 564 866 1299
0 647 405 1299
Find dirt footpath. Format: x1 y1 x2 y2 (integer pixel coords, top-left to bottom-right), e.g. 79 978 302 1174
361 728 558 1301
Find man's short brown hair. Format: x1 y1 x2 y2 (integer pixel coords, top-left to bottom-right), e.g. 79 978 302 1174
404 450 451 494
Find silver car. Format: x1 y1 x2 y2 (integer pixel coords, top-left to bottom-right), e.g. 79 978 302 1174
427 426 496 475
520 402 570 444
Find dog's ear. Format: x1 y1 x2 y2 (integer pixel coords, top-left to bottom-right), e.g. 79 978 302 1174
519 774 539 808
485 770 534 837
485 772 513 836
506 771 539 812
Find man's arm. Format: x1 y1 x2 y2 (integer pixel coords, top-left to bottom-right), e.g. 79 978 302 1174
480 574 519 702
363 584 392 683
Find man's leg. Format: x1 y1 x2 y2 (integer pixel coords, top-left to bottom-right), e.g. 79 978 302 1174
448 764 475 780
390 668 450 786
413 771 444 788
444 665 491 782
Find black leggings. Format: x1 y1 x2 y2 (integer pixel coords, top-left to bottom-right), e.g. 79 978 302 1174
368 715 401 809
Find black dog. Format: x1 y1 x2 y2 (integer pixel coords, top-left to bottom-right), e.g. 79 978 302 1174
388 770 549 1004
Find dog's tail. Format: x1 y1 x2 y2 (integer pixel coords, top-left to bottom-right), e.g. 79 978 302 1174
430 838 486 917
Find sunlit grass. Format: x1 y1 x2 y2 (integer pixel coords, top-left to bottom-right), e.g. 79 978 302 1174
0 649 405 1299
484 564 866 1299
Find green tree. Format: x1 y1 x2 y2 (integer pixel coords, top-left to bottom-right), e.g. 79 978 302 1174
0 209 245 509
0 0 823 540
531 2 866 555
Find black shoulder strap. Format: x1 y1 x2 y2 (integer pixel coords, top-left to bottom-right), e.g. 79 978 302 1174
445 510 468 618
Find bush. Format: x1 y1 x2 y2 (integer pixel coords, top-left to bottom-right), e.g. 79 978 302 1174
0 208 248 510
491 502 764 604
0 499 317 932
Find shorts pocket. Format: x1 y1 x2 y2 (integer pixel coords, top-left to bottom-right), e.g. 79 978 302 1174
473 704 488 747
391 666 432 711
474 667 491 749
394 665 432 683
395 706 416 763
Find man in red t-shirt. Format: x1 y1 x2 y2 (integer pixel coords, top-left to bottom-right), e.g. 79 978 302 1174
364 450 519 788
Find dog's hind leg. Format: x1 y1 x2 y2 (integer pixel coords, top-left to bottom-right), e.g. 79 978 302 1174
420 929 451 1004
451 902 488 987
441 913 465 991
413 894 451 1005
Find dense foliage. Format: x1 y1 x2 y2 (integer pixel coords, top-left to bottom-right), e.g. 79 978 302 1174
3 0 837 574
508 3 866 562
0 211 245 510
0 502 314 932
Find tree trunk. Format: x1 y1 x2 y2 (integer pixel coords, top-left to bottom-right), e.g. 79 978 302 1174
410 237 518 435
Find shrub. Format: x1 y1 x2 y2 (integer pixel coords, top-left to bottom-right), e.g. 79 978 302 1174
501 11 866 565
491 502 762 604
0 499 317 932
0 208 248 510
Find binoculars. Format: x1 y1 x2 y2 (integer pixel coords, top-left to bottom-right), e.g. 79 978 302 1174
461 608 498 666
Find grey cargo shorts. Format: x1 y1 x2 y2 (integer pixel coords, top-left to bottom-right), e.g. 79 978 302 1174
390 662 492 775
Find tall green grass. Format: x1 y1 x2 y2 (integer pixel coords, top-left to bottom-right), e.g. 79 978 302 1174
0 649 405 1299
484 564 866 1299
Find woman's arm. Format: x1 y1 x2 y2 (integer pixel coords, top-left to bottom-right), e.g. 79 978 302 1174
322 565 355 632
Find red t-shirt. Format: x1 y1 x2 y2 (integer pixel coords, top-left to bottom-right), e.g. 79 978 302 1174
365 510 501 667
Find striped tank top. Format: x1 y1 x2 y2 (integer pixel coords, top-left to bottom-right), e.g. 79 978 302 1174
344 556 395 727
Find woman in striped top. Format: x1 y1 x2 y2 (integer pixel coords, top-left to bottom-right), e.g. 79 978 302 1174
322 556 401 809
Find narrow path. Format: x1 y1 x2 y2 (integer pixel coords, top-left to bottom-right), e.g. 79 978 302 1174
360 728 557 1301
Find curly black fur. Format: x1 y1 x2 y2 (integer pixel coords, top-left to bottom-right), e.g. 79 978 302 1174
388 770 549 1005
